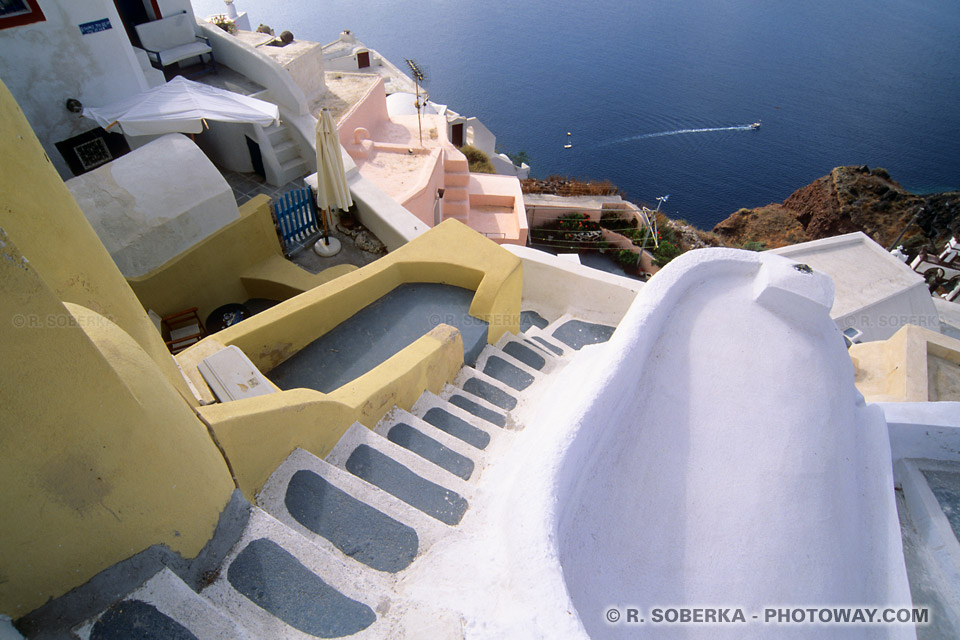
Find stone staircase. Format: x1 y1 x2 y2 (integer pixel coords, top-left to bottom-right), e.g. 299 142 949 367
67 313 617 640
441 151 470 223
260 122 309 187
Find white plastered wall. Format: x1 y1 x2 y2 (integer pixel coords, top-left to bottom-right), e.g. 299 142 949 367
0 0 150 178
65 133 239 277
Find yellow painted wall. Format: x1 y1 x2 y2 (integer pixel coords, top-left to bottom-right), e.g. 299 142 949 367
0 80 192 401
200 324 465 498
178 220 521 497
0 79 235 616
127 194 356 322
850 323 960 402
188 218 522 375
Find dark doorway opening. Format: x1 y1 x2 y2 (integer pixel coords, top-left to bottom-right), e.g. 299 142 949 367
246 136 265 179
112 0 161 48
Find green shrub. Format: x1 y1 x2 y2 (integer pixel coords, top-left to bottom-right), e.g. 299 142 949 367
741 240 767 252
460 145 495 174
616 249 640 268
653 240 682 267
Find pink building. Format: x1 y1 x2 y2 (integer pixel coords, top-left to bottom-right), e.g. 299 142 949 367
335 76 527 246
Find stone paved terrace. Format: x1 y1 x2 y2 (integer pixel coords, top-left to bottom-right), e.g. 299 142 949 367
315 72 381 124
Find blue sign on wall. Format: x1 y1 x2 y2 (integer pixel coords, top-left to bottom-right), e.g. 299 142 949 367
79 18 111 35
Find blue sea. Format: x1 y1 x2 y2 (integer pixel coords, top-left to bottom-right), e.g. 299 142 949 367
192 0 960 229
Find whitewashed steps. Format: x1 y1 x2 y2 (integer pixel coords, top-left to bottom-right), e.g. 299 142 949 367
326 423 473 526
73 568 252 640
201 507 390 639
257 448 448 574
374 406 489 482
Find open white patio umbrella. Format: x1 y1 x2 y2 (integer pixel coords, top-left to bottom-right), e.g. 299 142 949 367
313 108 353 257
81 76 279 136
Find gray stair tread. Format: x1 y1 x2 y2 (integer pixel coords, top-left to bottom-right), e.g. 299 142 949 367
531 335 564 355
501 341 546 371
447 394 506 427
520 310 549 332
482 355 535 391
227 538 376 638
387 422 475 480
461 376 518 410
285 469 418 573
551 319 615 350
91 600 198 640
345 444 468 525
422 407 491 450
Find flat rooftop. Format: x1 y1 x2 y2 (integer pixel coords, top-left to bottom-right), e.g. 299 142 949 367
313 72 380 124
771 232 927 317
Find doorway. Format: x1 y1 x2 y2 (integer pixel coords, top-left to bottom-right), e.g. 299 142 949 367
112 0 161 48
246 136 265 179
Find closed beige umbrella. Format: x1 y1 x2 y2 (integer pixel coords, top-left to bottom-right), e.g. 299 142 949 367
313 108 353 256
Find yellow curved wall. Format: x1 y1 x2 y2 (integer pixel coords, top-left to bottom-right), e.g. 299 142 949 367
178 219 522 497
0 80 235 616
198 218 523 375
200 324 465 498
0 79 192 401
127 194 357 322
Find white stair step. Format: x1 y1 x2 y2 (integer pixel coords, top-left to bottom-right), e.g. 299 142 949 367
474 344 545 388
327 424 474 500
324 424 472 527
258 448 449 569
492 334 560 374
437 382 514 429
411 390 511 448
74 568 252 640
452 366 522 412
519 334 562 359
519 326 568 358
274 139 300 164
266 125 291 144
202 507 392 639
374 406 489 482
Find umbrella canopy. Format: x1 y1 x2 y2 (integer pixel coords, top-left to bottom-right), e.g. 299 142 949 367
82 76 279 136
315 108 353 214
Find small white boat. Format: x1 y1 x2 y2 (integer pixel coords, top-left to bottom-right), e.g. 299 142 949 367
564 144 572 149
749 121 762 129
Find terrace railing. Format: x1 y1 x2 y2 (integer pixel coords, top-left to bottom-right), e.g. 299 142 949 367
272 187 320 256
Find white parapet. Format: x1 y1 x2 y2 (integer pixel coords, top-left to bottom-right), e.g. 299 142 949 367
771 232 939 342
407 248 916 638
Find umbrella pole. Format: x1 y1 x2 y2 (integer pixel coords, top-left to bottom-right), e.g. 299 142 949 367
319 207 330 246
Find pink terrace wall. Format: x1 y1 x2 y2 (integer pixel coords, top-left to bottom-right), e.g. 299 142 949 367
336 76 390 147
401 148 446 226
600 229 659 275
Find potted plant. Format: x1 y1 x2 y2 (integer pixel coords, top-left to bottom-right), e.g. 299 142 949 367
210 14 237 35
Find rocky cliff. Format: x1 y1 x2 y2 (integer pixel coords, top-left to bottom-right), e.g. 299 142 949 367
713 166 960 250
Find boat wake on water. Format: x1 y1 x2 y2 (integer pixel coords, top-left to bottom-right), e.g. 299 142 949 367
596 123 760 147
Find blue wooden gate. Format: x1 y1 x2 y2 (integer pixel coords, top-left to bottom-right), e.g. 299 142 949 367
272 187 321 256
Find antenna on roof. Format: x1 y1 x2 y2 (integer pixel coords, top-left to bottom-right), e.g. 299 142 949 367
405 58 426 146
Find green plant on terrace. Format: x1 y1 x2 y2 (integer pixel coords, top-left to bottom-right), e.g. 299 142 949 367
460 145 496 174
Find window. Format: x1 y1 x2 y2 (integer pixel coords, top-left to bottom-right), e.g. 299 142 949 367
0 0 46 29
